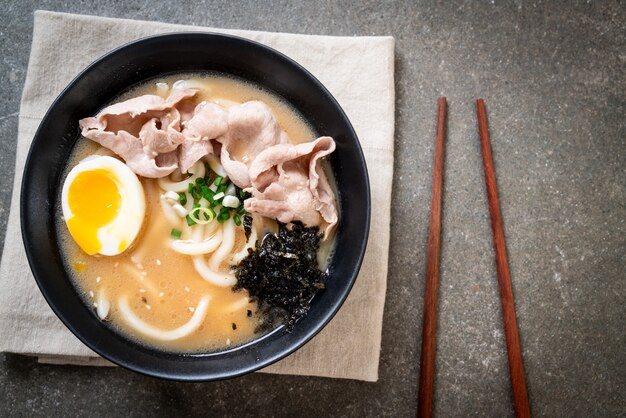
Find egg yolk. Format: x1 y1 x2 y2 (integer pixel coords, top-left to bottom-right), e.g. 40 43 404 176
67 169 121 255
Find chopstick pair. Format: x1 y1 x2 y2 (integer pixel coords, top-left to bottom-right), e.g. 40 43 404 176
417 98 531 418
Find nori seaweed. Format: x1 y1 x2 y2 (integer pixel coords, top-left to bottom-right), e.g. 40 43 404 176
243 215 253 240
233 221 327 332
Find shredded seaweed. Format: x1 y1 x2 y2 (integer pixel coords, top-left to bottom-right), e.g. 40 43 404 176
233 221 327 332
243 215 253 240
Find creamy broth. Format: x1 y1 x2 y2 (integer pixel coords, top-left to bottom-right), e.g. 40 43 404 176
57 73 334 352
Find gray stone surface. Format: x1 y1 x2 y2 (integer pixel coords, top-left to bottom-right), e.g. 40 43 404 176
1 1 624 416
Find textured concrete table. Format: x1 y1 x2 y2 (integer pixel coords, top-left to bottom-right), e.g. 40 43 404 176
1 1 624 416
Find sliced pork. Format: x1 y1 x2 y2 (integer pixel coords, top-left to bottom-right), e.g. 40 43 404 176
80 89 198 177
79 88 338 235
244 136 338 236
79 118 179 177
87 89 197 136
178 102 229 173
79 89 230 178
139 117 185 157
182 101 228 141
218 101 287 188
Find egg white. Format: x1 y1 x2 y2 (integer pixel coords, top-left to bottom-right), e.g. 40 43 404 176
61 155 146 256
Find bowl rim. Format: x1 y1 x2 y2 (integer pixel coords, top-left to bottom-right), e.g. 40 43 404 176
20 31 371 381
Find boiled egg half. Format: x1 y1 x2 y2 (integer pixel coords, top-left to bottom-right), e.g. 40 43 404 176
61 155 145 256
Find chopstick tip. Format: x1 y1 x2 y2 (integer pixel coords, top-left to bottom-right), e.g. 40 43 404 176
437 97 447 111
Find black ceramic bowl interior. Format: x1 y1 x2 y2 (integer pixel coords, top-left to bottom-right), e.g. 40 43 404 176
21 33 370 381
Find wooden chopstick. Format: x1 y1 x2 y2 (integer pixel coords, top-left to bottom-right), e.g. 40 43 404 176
475 99 531 418
417 96 447 418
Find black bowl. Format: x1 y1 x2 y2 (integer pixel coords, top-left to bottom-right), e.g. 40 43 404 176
20 33 370 381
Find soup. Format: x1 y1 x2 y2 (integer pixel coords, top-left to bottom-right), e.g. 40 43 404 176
57 73 338 352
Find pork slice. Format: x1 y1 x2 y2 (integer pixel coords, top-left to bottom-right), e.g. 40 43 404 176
95 95 165 136
244 136 337 235
305 136 338 234
178 139 213 174
159 106 182 132
139 116 185 157
177 102 229 173
155 150 179 171
85 89 198 137
228 101 287 152
176 94 197 126
81 129 177 178
246 143 297 191
219 101 287 188
78 89 200 178
164 88 199 107
182 101 228 141
126 150 178 178
245 168 321 227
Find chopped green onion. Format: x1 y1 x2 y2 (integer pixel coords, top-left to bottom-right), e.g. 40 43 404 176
201 185 213 200
186 215 196 226
190 187 202 200
213 176 224 186
170 228 182 239
217 207 231 224
238 189 252 200
195 177 206 186
237 205 246 215
189 206 215 224
178 192 187 206
217 184 227 194
233 214 242 226
213 192 225 201
187 183 195 193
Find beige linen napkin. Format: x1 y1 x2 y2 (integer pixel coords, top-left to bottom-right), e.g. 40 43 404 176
0 11 394 382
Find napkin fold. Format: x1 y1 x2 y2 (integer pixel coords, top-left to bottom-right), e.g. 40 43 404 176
0 10 394 382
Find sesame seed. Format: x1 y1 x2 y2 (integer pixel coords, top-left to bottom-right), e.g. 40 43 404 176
145 305 151 310
93 302 98 308
159 292 165 297
139 288 146 293
188 307 195 312
184 286 190 292
89 291 94 298
96 276 101 283
114 262 119 268
137 263 144 270
156 259 162 266
226 339 231 345
140 271 147 277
